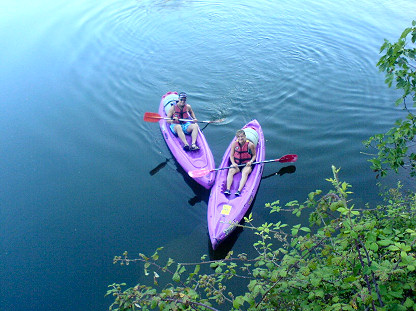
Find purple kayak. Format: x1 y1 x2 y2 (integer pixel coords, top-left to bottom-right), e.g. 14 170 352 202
158 91 215 189
207 119 265 249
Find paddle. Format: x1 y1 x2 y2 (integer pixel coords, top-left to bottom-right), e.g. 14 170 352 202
188 154 298 178
143 112 224 124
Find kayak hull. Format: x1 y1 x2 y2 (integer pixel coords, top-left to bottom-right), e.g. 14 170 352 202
158 91 215 189
207 119 265 249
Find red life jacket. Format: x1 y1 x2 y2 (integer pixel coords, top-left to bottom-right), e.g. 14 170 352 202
233 141 252 164
173 104 190 124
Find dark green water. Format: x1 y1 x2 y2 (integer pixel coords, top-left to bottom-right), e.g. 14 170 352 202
1 0 415 309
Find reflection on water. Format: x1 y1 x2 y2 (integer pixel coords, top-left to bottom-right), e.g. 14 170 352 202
262 165 297 179
208 225 244 261
149 157 171 176
175 161 211 206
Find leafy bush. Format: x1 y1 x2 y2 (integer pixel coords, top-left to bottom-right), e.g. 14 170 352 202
364 20 416 177
108 166 416 310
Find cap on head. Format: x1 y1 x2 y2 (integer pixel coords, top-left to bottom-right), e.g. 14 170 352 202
178 92 187 99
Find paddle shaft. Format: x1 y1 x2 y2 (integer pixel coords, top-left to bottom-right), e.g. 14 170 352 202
164 116 207 123
144 113 218 124
187 154 297 178
213 159 278 172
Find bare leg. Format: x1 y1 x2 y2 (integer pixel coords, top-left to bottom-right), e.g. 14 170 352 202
174 125 188 146
187 124 199 145
238 166 252 192
226 167 239 190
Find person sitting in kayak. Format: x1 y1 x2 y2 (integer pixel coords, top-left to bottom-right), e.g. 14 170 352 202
224 129 256 196
166 92 200 151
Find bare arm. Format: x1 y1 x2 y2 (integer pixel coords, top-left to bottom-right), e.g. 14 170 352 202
247 142 257 166
229 141 237 167
187 104 197 121
166 105 176 124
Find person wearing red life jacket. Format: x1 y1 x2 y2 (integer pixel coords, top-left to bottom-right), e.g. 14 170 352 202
166 92 200 151
224 129 256 196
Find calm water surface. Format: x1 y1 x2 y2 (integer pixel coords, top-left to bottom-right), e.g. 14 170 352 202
1 0 415 310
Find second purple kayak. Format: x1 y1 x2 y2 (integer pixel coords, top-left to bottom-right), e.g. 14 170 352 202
207 119 266 249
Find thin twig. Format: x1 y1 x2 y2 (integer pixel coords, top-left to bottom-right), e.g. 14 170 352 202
358 239 384 307
355 242 376 311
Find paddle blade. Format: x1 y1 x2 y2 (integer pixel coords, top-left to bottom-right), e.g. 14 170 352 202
143 112 163 122
207 118 226 124
188 169 211 178
278 154 298 163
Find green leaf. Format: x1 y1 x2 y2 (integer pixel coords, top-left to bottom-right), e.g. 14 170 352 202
151 299 158 308
315 289 325 298
388 245 400 251
400 27 412 39
389 290 404 298
343 276 357 283
165 258 175 268
377 239 393 246
233 296 244 309
404 297 414 307
395 97 404 106
337 207 348 215
193 265 200 275
311 277 321 287
369 242 379 252
172 273 180 283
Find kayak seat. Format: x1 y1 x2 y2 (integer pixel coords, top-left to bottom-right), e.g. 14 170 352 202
243 127 259 146
163 93 179 115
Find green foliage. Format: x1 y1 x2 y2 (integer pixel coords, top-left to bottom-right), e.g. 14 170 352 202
364 20 416 178
108 166 416 310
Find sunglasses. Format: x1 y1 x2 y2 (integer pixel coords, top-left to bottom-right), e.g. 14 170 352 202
179 98 187 101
